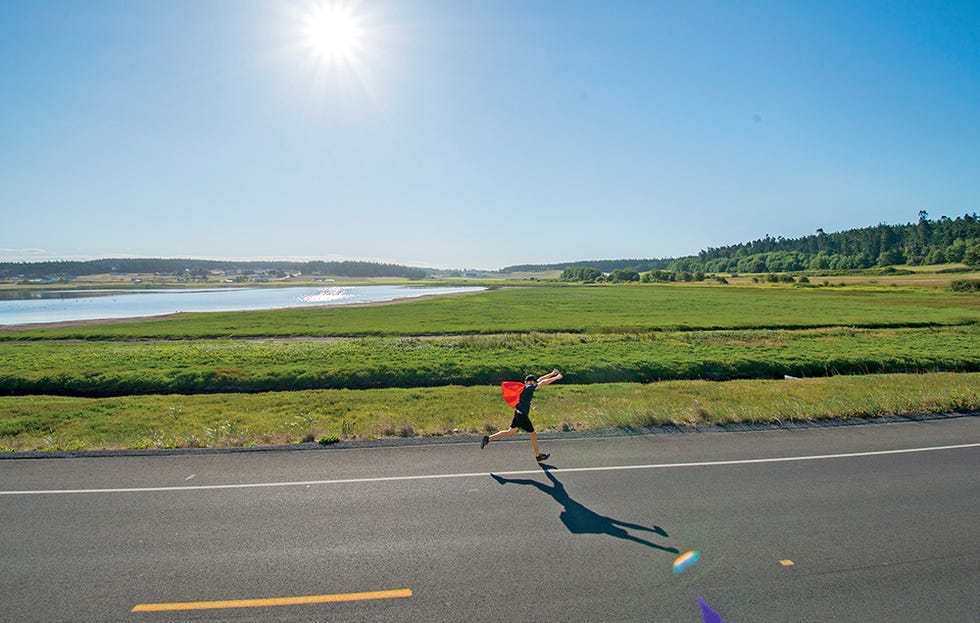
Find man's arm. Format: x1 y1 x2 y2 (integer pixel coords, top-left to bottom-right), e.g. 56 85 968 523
536 369 563 387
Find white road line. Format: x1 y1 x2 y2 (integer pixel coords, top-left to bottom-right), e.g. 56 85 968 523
1 443 977 497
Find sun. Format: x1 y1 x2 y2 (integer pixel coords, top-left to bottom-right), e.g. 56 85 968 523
272 0 381 104
302 2 364 64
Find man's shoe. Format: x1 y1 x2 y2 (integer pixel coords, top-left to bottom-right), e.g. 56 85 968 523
481 435 489 450
536 453 550 462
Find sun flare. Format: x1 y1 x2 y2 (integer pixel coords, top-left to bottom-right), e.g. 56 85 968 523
303 2 364 63
275 0 382 105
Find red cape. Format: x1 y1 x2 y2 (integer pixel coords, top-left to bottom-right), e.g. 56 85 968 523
500 381 526 408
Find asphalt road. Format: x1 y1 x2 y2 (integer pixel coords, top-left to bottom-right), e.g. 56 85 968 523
2 416 978 622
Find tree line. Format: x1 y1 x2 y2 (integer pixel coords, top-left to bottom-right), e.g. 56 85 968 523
560 266 717 283
669 212 980 274
0 258 429 280
557 213 979 280
503 258 673 274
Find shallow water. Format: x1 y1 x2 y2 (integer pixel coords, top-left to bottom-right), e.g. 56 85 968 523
0 285 484 326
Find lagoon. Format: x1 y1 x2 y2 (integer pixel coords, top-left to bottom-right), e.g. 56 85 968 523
0 285 485 326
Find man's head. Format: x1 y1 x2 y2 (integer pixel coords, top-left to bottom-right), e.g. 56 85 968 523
525 374 536 384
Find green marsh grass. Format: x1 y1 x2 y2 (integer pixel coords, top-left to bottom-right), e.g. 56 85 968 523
1 284 977 340
1 373 976 452
1 326 976 396
1 283 977 451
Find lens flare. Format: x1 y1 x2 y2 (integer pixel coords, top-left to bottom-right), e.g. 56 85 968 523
673 550 701 574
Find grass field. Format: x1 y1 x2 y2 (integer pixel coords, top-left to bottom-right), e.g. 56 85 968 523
1 282 978 452
0 326 977 396
1 373 976 452
1 283 978 339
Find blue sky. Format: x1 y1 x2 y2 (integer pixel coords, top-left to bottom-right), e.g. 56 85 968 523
2 1 978 269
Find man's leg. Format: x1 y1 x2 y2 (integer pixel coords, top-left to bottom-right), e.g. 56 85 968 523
530 431 550 461
488 427 518 442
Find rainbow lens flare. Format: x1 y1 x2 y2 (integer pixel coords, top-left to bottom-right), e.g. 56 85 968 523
673 550 701 574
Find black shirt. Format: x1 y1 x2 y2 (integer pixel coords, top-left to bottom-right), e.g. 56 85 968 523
515 382 537 414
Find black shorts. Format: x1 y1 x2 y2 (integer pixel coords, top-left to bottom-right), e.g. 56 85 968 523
510 410 534 433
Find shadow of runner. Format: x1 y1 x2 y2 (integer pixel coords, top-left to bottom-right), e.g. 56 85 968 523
491 464 679 554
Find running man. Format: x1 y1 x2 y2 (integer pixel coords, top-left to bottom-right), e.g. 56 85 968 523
481 369 563 462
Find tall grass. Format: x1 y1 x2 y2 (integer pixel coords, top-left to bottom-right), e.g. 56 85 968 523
1 373 976 452
0 326 977 396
